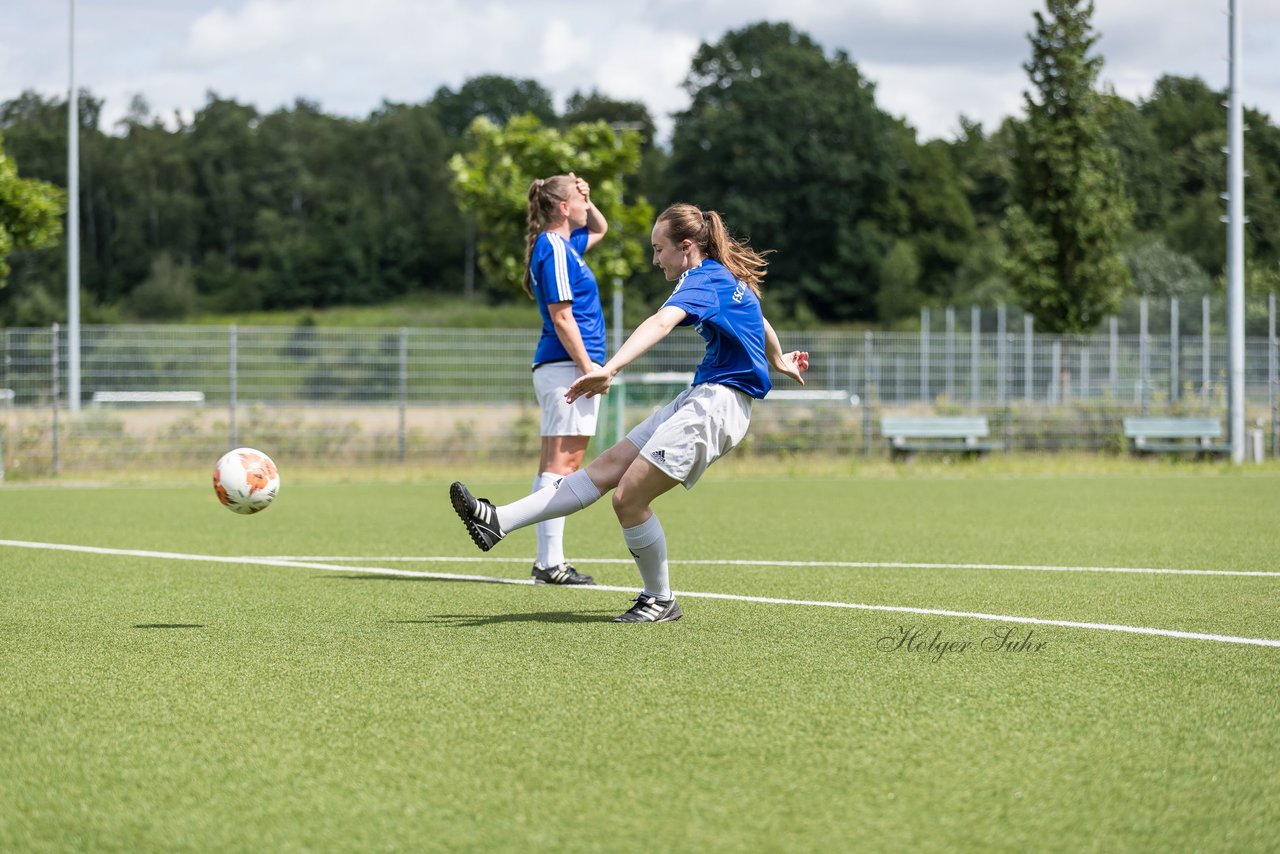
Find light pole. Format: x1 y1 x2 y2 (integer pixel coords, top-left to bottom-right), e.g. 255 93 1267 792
1226 0 1246 462
607 121 645 444
67 0 81 411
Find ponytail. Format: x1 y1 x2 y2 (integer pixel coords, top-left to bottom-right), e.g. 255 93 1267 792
656 204 772 298
522 175 578 299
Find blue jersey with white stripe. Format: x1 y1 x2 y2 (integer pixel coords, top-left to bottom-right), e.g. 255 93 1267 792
529 228 606 367
662 259 771 399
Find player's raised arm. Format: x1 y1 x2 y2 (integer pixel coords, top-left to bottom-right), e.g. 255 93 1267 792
570 172 608 252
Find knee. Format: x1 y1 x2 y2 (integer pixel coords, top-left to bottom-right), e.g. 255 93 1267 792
611 484 647 527
611 485 629 516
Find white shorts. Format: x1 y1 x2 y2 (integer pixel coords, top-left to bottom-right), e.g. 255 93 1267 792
626 383 753 489
533 362 600 437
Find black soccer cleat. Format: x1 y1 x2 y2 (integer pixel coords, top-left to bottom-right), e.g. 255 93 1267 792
531 563 596 586
449 481 505 552
613 594 683 623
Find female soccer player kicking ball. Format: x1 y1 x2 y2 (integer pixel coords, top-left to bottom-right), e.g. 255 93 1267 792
451 203 809 622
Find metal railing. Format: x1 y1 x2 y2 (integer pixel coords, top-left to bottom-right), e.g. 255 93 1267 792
2 296 1278 476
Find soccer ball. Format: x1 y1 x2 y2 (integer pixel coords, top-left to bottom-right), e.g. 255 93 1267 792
213 448 280 515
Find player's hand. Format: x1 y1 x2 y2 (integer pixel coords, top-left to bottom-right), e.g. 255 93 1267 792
569 171 591 205
776 350 809 385
566 365 613 402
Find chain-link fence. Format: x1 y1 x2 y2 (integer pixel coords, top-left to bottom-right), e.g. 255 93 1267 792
2 295 1278 477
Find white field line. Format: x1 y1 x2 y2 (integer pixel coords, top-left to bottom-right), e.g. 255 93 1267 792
2 538 1279 649
252 555 1280 578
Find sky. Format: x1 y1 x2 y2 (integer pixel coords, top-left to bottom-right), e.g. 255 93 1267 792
2 0 1279 144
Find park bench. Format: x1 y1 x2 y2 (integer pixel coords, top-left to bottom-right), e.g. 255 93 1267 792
880 415 1003 459
91 391 205 405
1122 416 1230 455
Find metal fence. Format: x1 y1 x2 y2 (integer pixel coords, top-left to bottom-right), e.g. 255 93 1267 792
2 295 1278 477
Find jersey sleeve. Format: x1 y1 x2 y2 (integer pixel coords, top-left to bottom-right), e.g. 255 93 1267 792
569 227 590 254
530 234 574 304
662 270 717 324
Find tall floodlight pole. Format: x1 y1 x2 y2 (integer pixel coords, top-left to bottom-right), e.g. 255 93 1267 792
67 0 81 411
1226 0 1246 462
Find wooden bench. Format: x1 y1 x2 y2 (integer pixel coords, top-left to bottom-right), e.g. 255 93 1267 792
881 416 1003 458
91 391 205 405
1123 416 1230 455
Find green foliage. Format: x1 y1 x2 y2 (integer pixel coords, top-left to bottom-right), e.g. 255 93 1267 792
1003 0 1134 333
947 117 1016 232
1127 75 1280 281
0 130 65 284
1124 239 1212 299
875 239 924 323
667 22 900 322
3 37 1280 330
433 75 556 138
1101 94 1173 233
881 133 980 306
127 253 198 319
449 115 653 298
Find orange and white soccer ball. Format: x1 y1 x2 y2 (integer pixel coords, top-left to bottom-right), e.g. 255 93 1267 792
213 448 280 515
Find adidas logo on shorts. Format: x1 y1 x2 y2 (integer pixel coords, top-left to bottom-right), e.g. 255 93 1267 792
650 449 666 462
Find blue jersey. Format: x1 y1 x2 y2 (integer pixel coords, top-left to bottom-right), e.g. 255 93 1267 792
662 259 772 399
529 228 606 367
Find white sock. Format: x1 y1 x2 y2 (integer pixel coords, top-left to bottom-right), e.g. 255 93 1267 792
622 513 670 599
496 470 602 534
533 472 566 567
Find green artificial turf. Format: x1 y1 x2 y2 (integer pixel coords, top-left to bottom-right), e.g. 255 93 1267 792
2 470 1278 851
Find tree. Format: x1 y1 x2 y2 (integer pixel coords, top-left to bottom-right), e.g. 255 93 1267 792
880 128 979 308
1002 0 1134 333
433 76 556 139
947 117 1015 232
361 100 465 296
0 89 124 317
561 91 656 147
944 118 1018 305
449 115 652 300
0 129 64 285
1101 94 1173 234
666 22 901 322
1136 75 1280 278
1124 239 1211 299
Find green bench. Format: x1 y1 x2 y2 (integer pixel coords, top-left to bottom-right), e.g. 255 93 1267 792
880 416 1003 458
1122 416 1231 455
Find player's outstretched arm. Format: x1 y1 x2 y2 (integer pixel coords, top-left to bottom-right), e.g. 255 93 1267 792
567 305 686 402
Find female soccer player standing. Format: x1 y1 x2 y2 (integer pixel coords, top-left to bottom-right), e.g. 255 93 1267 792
522 173 609 586
452 203 809 622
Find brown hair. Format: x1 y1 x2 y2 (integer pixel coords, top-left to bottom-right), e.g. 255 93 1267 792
655 203 772 297
522 174 577 299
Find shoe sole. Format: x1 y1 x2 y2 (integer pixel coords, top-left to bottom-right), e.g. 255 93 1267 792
450 482 495 552
532 578 598 586
613 613 683 623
